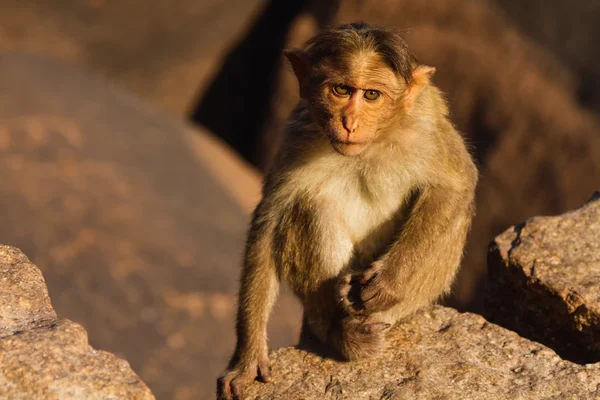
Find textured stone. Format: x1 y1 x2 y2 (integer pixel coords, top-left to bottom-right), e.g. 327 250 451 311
0 245 154 400
245 306 600 399
486 191 600 364
0 246 56 336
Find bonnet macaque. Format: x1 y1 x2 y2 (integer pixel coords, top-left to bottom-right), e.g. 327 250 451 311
218 23 477 400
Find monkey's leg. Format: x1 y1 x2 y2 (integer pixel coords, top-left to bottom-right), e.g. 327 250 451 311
217 206 279 400
299 313 319 344
297 312 337 357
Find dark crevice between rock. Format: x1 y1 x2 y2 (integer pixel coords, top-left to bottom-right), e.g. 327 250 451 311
466 96 500 167
190 0 339 170
190 0 308 169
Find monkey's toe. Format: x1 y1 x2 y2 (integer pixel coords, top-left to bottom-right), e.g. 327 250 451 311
357 322 391 335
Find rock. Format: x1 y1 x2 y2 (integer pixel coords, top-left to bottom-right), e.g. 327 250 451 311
245 306 600 399
0 245 154 400
191 0 335 168
492 0 600 111
486 191 600 364
0 246 56 336
0 53 302 399
0 0 266 116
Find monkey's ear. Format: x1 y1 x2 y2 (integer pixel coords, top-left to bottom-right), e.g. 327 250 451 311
283 49 310 97
404 65 436 111
412 65 436 84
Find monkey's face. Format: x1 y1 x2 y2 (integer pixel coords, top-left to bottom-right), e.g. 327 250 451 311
307 52 404 157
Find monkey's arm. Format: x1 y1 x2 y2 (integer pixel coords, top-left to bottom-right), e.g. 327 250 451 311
343 180 476 315
218 203 279 400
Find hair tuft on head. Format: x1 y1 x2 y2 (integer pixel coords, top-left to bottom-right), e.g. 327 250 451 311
304 23 418 83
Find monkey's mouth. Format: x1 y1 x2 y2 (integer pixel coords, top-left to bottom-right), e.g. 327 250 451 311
330 139 369 156
331 138 365 145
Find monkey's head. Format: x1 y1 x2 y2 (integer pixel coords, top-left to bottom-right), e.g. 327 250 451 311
284 23 435 157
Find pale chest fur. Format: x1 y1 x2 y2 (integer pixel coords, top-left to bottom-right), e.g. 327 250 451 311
284 153 414 271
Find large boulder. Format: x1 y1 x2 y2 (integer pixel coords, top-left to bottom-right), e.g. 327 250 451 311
0 53 301 399
0 0 266 115
492 0 600 111
0 245 154 399
486 191 600 364
244 306 600 399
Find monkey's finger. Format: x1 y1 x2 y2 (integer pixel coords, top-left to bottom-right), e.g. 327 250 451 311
337 281 351 298
360 269 379 285
360 282 380 303
362 287 398 313
231 375 249 400
338 296 357 313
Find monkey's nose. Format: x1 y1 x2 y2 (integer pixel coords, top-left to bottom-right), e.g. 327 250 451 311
342 116 358 133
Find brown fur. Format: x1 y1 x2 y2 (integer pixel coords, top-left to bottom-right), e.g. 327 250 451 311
218 23 477 400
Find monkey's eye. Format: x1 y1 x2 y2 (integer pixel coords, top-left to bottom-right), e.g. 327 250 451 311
364 90 380 100
333 84 350 96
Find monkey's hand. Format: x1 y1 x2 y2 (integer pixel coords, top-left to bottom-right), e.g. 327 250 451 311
358 261 402 313
337 261 401 314
336 261 400 314
217 352 271 400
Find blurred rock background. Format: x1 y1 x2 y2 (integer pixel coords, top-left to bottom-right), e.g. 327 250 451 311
0 0 598 399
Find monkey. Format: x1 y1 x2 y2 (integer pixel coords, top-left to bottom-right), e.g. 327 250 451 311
217 23 478 400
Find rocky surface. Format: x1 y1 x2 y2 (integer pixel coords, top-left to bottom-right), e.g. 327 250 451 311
0 246 56 337
486 191 600 364
0 245 154 400
0 53 301 399
245 306 600 399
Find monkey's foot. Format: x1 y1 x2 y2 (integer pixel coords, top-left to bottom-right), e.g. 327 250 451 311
336 317 391 360
217 355 271 400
